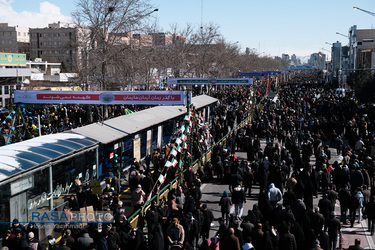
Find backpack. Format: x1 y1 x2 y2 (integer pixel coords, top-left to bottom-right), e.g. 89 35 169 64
352 193 360 209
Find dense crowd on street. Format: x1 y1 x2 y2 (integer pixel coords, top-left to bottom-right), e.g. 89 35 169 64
0 104 144 145
2 76 375 250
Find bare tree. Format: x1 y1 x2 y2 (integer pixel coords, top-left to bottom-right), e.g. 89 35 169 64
72 0 157 90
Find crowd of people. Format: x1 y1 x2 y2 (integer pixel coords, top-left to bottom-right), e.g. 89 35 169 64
2 76 375 250
0 104 142 145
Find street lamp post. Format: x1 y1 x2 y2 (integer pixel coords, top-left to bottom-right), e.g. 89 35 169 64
353 6 375 17
336 32 349 38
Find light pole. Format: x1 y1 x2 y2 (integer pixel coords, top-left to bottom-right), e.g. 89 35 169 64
336 32 349 38
353 6 375 17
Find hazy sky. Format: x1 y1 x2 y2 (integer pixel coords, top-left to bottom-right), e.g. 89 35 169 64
1 0 375 59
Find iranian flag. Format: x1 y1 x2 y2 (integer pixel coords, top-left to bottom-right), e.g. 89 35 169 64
158 174 166 184
184 115 190 121
186 125 191 133
180 126 185 133
187 152 192 157
183 142 188 149
170 149 178 157
181 134 187 141
176 138 183 145
165 160 173 167
171 158 178 167
177 146 183 153
178 160 183 168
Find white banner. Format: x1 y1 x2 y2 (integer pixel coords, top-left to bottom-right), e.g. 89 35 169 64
14 90 190 105
167 78 253 85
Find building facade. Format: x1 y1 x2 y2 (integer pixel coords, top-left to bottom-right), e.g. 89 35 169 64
348 25 375 71
0 23 29 56
29 22 86 72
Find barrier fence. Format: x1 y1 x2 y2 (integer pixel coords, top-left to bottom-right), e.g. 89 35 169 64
127 112 253 228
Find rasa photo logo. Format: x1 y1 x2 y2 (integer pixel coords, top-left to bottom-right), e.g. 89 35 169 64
28 211 114 224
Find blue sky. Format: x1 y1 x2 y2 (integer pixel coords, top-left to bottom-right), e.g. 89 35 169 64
2 0 375 59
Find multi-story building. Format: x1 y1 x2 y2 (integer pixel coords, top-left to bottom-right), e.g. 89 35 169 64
150 32 186 47
348 25 375 71
0 23 29 56
29 22 87 72
0 23 18 53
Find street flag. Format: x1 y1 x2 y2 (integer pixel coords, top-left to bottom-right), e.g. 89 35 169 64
187 152 192 157
186 126 191 133
158 174 166 184
316 141 323 150
178 160 183 168
181 134 187 141
177 145 183 153
176 138 182 145
172 158 178 167
184 115 190 121
271 226 278 237
170 149 178 157
125 109 134 114
180 126 185 133
183 142 188 149
165 160 173 167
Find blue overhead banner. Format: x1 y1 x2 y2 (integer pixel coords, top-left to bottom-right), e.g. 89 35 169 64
239 71 284 77
167 78 253 85
238 72 263 77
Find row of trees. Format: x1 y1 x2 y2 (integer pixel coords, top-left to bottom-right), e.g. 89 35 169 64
71 0 284 91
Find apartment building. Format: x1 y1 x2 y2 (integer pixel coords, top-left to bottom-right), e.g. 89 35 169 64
0 23 29 56
29 22 87 72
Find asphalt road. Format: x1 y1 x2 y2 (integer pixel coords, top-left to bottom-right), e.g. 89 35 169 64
200 139 375 249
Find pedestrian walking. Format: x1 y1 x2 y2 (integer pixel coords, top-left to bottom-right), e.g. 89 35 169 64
231 185 246 219
219 190 232 225
268 183 282 208
364 196 375 235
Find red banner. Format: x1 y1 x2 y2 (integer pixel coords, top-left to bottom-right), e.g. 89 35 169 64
14 90 189 105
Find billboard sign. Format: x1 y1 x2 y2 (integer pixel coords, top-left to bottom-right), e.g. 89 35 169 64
0 53 27 66
14 90 190 105
167 78 253 85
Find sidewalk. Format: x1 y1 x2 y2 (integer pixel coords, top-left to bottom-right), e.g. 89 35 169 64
338 213 375 249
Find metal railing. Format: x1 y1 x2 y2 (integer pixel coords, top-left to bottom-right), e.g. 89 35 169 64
127 113 253 228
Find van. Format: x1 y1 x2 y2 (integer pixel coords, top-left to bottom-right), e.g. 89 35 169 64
335 88 346 97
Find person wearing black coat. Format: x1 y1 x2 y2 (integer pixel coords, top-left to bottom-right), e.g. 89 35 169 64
258 190 273 223
310 206 325 234
338 184 351 224
326 211 341 250
149 222 165 250
364 196 375 235
348 238 365 250
243 166 254 197
146 203 159 245
318 194 332 231
106 226 120 250
201 204 214 240
348 190 360 227
219 190 232 225
278 221 297 250
317 229 330 250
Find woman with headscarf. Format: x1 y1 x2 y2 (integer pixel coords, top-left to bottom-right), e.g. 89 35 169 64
219 190 232 225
